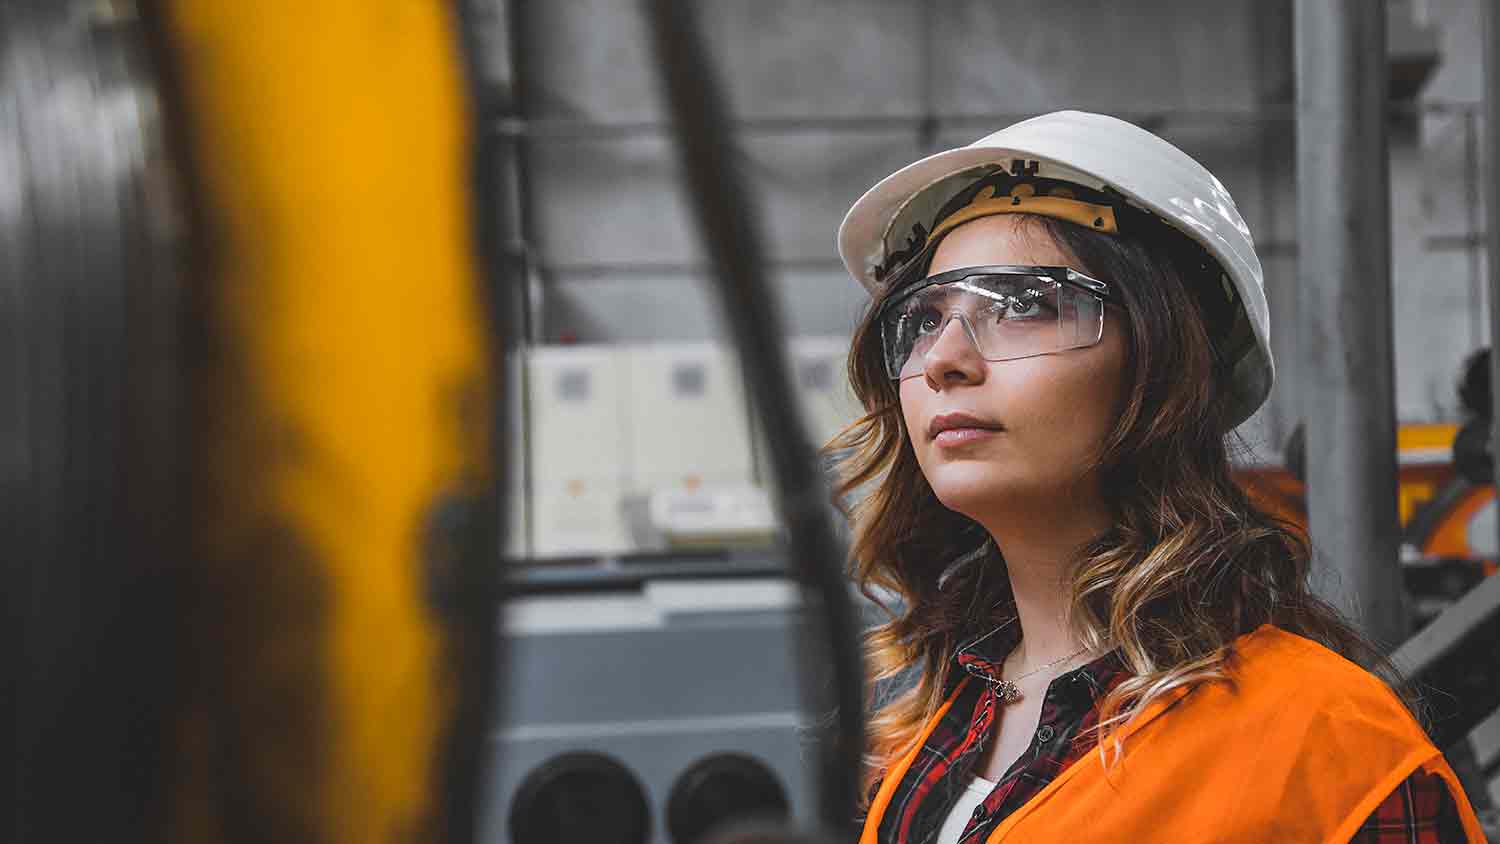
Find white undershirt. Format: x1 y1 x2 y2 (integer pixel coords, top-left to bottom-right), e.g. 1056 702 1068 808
935 773 998 844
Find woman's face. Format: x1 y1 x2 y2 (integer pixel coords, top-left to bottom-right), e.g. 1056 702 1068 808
898 215 1128 520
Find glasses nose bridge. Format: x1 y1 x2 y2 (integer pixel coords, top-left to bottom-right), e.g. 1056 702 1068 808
928 308 985 361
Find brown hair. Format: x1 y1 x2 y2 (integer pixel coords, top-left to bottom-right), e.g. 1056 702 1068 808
834 211 1411 802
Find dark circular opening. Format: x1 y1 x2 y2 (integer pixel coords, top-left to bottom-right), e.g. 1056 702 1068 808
509 751 650 844
666 753 790 844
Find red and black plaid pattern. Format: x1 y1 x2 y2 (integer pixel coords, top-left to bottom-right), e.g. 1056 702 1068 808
868 622 1463 844
1353 772 1467 844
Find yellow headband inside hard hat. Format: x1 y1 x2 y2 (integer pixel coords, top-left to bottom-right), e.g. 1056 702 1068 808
925 182 1119 245
875 173 1121 283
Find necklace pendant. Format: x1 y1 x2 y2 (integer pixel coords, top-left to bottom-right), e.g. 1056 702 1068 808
994 679 1022 705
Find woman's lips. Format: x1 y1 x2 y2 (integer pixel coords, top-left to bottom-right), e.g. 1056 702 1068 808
933 426 1002 447
927 411 1004 443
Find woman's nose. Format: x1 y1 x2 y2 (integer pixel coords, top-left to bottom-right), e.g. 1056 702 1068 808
921 315 987 388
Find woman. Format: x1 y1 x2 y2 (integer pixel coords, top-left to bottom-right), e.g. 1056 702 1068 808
833 111 1487 843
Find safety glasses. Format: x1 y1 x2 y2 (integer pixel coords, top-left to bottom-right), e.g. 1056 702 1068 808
877 265 1115 380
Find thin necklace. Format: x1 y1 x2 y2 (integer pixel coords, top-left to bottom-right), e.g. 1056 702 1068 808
992 645 1089 706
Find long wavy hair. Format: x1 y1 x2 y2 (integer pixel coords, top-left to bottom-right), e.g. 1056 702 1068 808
834 211 1411 802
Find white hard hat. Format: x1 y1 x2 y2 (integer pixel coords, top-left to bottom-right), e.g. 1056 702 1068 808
837 109 1272 430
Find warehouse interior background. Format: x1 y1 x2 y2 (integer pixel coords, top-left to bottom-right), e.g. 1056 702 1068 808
472 0 1491 555
7 1 1500 842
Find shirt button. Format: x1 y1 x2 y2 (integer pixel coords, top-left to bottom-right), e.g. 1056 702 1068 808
1037 725 1056 743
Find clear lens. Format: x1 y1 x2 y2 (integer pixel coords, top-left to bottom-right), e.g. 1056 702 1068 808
881 272 1105 379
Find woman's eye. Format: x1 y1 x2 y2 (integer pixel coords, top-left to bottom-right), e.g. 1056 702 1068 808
994 298 1040 320
998 292 1054 321
911 307 943 333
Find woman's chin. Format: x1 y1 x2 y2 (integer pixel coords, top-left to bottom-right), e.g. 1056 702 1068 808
927 465 1029 515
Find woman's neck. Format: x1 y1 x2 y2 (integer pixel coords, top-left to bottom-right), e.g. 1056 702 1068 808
976 489 1111 672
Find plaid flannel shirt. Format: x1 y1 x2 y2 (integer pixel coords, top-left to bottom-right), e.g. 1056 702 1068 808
868 622 1465 844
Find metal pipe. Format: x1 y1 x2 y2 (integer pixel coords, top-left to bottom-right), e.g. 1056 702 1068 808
1391 575 1500 740
1464 110 1483 349
641 0 865 833
503 0 540 556
1294 1 1407 647
485 101 1479 142
1485 0 1500 603
916 0 938 152
441 2 516 841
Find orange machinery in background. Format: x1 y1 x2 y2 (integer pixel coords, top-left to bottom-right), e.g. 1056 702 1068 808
1237 422 1499 573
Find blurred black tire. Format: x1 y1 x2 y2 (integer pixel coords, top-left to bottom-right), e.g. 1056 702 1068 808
1 2 187 840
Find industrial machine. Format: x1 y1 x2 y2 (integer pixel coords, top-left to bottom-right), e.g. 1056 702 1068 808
4 1 498 840
489 572 867 844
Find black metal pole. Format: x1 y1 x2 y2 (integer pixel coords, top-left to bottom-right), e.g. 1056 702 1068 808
438 3 517 842
1484 0 1500 582
640 0 866 833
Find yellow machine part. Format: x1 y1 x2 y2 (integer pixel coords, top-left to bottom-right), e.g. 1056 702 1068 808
158 2 491 841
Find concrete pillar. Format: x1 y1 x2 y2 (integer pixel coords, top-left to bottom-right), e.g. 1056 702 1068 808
1294 0 1408 647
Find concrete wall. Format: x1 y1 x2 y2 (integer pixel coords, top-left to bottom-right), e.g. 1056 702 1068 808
1400 0 1487 422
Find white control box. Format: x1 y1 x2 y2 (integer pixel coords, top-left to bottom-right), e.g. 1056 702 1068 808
527 345 632 556
624 343 755 493
531 474 631 557
788 335 862 449
647 484 777 548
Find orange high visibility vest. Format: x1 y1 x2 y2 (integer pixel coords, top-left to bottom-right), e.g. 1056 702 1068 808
861 625 1488 843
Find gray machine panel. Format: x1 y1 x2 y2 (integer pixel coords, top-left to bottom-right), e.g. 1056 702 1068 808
485 576 854 844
